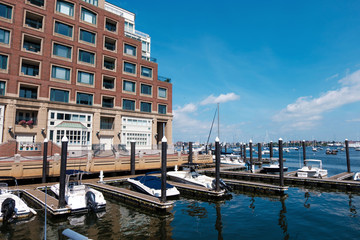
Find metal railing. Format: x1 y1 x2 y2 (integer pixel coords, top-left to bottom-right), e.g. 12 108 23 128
18 142 41 151
158 76 171 83
141 56 157 63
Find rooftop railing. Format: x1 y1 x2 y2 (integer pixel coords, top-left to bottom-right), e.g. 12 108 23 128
142 56 157 63
158 76 171 83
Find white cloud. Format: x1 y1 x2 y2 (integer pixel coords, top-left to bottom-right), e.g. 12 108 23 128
273 69 360 130
200 93 240 105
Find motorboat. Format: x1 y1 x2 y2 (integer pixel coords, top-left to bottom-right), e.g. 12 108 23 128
355 147 360 151
297 159 328 178
353 172 360 181
260 160 288 174
312 147 318 152
220 154 246 167
167 164 231 192
283 148 290 153
326 149 337 155
50 170 106 212
0 177 36 223
262 150 270 155
127 174 180 198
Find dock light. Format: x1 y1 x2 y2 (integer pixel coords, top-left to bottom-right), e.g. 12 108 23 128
8 126 12 133
117 131 121 139
41 128 46 134
96 131 100 137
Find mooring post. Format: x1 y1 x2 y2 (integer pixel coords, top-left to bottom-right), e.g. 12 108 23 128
258 143 262 162
161 136 167 203
240 142 243 158
42 138 48 183
188 142 193 164
249 140 254 172
279 138 284 187
345 139 351 173
302 140 306 166
59 136 68 208
224 144 227 154
270 141 273 159
243 143 247 161
215 137 220 192
182 144 185 153
130 140 136 175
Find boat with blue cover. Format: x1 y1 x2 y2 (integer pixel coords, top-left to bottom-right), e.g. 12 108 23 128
127 174 180 198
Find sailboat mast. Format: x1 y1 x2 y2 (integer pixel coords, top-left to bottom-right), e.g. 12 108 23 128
217 103 219 139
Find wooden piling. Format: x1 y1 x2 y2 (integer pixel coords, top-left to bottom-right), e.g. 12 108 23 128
270 141 273 159
249 140 253 172
302 140 306 166
130 141 136 175
215 137 220 192
188 142 193 164
59 136 68 208
258 143 262 162
345 139 351 173
279 138 284 187
161 137 167 203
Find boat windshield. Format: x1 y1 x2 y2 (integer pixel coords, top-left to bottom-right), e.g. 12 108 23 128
0 182 9 193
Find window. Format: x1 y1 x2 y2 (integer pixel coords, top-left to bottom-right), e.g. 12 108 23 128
103 76 114 90
142 41 150 53
50 89 69 103
103 56 115 71
53 43 72 59
82 0 98 6
0 81 5 95
124 62 136 74
20 85 37 99
78 50 95 64
123 99 135 111
102 97 114 108
23 35 41 53
28 0 45 8
54 21 73 37
79 29 95 44
51 65 70 81
21 60 40 77
0 29 9 44
123 80 135 92
104 37 116 51
0 54 7 70
56 0 74 17
158 104 167 114
0 3 12 20
25 12 43 30
124 21 133 32
105 19 117 32
78 71 94 85
81 8 96 25
16 110 37 125
140 102 151 113
141 66 152 78
124 44 136 56
77 92 93 105
141 84 152 95
158 88 167 98
100 117 113 130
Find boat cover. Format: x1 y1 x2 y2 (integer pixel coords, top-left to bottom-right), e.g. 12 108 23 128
131 176 173 190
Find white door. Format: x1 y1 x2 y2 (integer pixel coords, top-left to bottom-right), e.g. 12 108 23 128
100 137 113 150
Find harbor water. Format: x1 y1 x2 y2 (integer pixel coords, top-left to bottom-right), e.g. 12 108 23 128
1 148 359 239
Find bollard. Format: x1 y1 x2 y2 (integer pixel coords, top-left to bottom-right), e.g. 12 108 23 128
270 141 273 159
59 136 68 208
279 138 284 187
42 138 48 183
188 142 193 164
130 140 136 175
345 139 351 173
258 143 262 162
161 136 168 203
215 137 220 192
302 140 306 166
249 140 253 172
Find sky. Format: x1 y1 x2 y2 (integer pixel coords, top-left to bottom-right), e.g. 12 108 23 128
108 0 360 143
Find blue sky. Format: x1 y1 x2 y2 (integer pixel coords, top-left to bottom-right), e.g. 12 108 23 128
109 0 360 143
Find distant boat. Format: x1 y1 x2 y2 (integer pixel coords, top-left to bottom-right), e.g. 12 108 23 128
219 154 245 167
127 174 180 198
283 148 290 153
297 159 327 178
353 172 360 181
326 149 337 155
312 147 318 152
355 147 360 151
260 160 288 174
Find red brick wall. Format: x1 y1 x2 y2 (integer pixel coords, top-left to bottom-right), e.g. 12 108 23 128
0 0 172 111
0 140 60 157
0 140 16 157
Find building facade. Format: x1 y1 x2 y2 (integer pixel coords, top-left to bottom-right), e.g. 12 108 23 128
0 0 173 153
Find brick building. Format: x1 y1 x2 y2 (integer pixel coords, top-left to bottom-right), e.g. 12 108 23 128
0 0 173 154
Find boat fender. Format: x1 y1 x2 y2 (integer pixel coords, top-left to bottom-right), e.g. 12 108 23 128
85 191 98 212
1 198 16 223
219 179 232 192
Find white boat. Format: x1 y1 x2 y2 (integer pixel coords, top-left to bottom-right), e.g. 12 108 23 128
283 148 290 153
355 147 360 151
312 147 318 152
220 154 245 166
353 172 360 181
127 175 180 198
167 165 231 192
262 150 270 155
297 160 328 178
0 177 36 223
260 160 288 174
50 170 106 212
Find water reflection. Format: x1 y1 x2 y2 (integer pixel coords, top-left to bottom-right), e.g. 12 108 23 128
278 195 290 240
348 193 357 217
181 201 208 219
249 196 255 212
304 192 311 208
215 202 223 240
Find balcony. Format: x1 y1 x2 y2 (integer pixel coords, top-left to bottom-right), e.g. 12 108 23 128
158 76 171 83
124 30 149 42
142 56 157 63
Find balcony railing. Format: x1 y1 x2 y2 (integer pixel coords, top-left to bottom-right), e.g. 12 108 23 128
142 56 157 63
158 76 171 83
